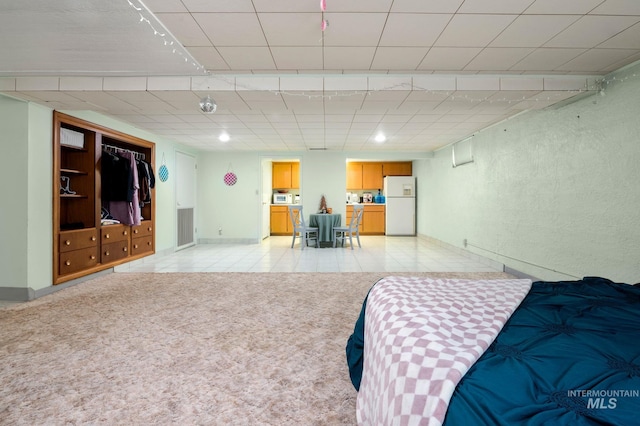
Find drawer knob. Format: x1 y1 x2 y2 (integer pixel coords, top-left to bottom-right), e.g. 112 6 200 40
105 251 110 256
91 236 96 241
123 231 128 236
105 234 110 239
147 241 152 246
65 240 71 246
90 255 96 260
123 247 127 252
134 244 139 249
65 260 71 266
134 229 139 234
148 227 152 231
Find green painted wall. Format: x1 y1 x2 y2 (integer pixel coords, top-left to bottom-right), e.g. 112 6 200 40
415 63 640 283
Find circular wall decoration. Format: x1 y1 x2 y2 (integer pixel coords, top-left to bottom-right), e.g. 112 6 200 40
158 153 169 182
224 171 237 186
159 164 169 182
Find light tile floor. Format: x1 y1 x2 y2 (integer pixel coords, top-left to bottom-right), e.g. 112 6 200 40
118 236 502 274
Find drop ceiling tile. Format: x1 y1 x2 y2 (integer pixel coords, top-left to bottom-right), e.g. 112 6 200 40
59 77 103 90
252 0 316 12
102 77 147 91
323 47 377 70
459 0 536 14
245 101 290 111
391 0 464 13
271 47 323 70
435 15 518 47
500 78 544 90
370 48 429 70
465 48 535 71
280 77 323 91
490 15 582 47
216 47 276 70
544 16 640 48
259 13 319 47
523 0 605 14
328 0 393 12
599 22 640 48
147 77 191 90
556 48 640 72
186 47 230 71
417 48 482 71
142 0 188 12
16 77 59 91
181 0 254 12
591 0 640 15
194 13 267 46
510 48 587 71
155 13 210 46
324 76 368 91
379 14 452 47
321 13 387 47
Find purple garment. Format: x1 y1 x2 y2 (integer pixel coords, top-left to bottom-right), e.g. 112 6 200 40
105 152 141 226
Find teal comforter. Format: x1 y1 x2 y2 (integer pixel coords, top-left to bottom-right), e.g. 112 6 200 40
347 277 640 425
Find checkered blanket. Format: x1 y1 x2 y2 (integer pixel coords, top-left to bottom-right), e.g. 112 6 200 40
356 276 532 426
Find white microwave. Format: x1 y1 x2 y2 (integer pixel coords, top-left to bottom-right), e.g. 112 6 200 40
273 193 293 204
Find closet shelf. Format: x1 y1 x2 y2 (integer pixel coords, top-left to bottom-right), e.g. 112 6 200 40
60 168 88 175
60 194 88 198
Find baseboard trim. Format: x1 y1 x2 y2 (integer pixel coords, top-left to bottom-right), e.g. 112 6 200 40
0 268 114 302
0 286 36 301
198 238 260 244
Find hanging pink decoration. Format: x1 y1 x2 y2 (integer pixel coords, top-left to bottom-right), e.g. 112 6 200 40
321 19 328 31
320 0 326 11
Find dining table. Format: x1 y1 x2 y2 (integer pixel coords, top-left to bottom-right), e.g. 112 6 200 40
309 213 342 247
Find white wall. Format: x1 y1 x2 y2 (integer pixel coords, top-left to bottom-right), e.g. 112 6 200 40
0 95 30 290
196 150 425 242
416 62 640 283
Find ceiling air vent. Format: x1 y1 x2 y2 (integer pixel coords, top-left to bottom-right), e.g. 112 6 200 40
308 147 327 151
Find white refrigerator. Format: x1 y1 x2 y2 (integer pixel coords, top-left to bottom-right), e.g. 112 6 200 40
384 176 416 236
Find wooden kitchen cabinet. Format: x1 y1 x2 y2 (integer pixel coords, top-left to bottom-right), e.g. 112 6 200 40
346 162 363 189
272 162 300 189
291 162 300 188
383 161 412 176
362 163 383 189
347 205 385 235
270 205 292 235
347 161 382 190
347 161 411 189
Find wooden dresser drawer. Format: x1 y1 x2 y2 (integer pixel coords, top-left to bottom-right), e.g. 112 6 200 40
101 224 130 243
131 236 153 256
59 228 98 253
131 222 153 238
101 240 130 264
59 246 99 275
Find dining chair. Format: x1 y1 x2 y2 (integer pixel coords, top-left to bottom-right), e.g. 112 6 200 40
288 205 319 249
333 204 364 249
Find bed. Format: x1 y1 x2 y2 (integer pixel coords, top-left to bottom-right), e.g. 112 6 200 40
346 276 640 425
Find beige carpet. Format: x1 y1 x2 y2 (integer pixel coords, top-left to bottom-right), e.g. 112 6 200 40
0 271 512 425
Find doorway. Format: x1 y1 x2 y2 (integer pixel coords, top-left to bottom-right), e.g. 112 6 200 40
175 151 196 250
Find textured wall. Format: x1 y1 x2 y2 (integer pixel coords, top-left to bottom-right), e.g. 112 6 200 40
417 62 640 283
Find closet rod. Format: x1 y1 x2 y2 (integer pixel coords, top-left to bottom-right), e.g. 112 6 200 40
103 144 146 161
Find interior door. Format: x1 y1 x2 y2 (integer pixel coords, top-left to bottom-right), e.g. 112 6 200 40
261 158 272 240
176 151 196 250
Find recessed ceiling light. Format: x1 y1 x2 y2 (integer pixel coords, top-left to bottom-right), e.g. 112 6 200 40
375 133 386 143
219 133 230 142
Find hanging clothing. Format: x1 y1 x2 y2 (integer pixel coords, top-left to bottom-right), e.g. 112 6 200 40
104 152 142 226
101 150 132 202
